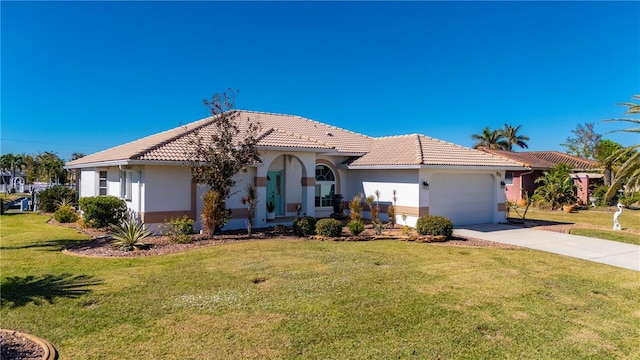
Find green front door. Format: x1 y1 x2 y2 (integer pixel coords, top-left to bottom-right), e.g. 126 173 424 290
267 170 283 216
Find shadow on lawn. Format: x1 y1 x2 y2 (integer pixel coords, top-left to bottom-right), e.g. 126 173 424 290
1 273 103 308
0 239 87 252
506 218 573 227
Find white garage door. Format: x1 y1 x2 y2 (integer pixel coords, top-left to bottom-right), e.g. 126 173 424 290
429 173 494 225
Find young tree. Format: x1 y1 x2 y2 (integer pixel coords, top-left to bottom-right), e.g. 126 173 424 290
561 123 602 159
186 89 261 235
471 127 509 150
500 124 529 151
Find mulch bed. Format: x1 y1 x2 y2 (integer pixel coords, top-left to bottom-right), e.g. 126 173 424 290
48 217 516 258
0 331 45 360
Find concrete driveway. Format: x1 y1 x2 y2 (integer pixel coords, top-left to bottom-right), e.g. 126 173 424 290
454 223 640 271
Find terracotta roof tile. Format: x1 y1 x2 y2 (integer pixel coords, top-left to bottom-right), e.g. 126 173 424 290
67 111 372 166
347 135 523 168
478 148 600 170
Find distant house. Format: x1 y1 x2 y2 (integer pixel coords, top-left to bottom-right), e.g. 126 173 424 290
0 169 27 193
478 148 601 205
66 111 525 232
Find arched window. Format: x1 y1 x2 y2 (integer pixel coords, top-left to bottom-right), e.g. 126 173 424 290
315 165 335 207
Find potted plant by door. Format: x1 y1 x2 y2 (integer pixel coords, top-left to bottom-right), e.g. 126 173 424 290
266 200 276 220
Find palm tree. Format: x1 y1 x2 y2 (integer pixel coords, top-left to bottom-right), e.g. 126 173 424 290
533 163 576 209
471 127 509 150
0 153 25 191
500 124 529 151
603 95 640 201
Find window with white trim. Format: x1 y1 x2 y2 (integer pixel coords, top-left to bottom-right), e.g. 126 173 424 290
315 165 335 207
98 171 108 196
505 171 514 185
120 170 132 201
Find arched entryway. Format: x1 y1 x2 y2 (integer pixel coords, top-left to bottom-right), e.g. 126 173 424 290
266 154 307 218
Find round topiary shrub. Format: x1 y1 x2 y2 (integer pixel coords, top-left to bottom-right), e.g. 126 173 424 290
55 204 79 223
347 220 364 235
415 215 453 238
293 216 316 237
78 196 127 228
315 218 343 237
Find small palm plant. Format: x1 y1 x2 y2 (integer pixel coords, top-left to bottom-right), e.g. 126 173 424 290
110 218 152 251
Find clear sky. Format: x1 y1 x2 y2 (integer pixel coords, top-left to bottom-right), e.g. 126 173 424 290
2 1 639 162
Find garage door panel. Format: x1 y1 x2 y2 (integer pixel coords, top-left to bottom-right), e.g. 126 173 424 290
430 173 494 225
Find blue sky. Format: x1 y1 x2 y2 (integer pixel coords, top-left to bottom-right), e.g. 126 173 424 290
2 1 639 162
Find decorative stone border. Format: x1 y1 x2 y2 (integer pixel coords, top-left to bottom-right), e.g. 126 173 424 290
0 329 58 360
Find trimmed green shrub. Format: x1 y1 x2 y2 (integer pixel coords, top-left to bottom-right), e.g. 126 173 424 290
415 215 453 238
293 216 316 237
37 185 75 213
55 204 79 223
78 196 127 228
315 218 343 237
160 215 195 244
618 192 640 207
347 220 364 236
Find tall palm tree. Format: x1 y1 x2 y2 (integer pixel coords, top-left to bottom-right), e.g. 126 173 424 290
471 127 509 150
603 95 640 201
500 124 529 151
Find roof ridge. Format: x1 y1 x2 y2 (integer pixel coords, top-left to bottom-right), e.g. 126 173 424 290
128 115 215 160
235 109 373 139
272 128 334 148
415 134 425 164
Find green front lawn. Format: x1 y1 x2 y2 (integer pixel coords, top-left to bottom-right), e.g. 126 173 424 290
1 213 639 359
569 228 640 246
518 207 640 231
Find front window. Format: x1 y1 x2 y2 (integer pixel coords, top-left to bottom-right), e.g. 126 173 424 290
315 165 335 207
505 171 514 185
120 171 132 201
98 171 107 196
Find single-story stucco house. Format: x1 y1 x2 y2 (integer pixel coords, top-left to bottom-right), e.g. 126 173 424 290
65 110 527 232
478 148 602 205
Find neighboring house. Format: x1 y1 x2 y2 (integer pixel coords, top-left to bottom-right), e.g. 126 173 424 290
478 148 601 205
0 169 27 193
65 111 525 232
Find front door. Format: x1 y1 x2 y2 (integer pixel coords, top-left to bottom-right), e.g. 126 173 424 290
267 170 283 216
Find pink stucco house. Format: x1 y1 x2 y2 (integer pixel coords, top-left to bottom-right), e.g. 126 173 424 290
479 148 602 205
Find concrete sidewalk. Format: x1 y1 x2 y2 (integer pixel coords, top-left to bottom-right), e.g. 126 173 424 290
454 223 640 271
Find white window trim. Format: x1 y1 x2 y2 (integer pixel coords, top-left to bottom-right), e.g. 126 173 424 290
315 165 336 208
98 170 108 196
505 171 514 186
120 170 133 201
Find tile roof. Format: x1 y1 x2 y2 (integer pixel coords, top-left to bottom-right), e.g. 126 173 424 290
346 135 524 168
65 110 527 170
67 111 372 166
478 148 600 170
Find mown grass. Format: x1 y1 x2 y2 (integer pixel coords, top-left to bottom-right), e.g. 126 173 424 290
521 208 640 231
569 228 640 246
1 213 639 359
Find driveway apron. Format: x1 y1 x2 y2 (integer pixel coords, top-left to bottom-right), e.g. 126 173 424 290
454 223 640 271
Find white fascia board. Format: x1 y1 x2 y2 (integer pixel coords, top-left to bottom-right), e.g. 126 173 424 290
65 159 187 169
346 164 529 171
256 146 334 153
345 165 423 170
423 165 530 171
